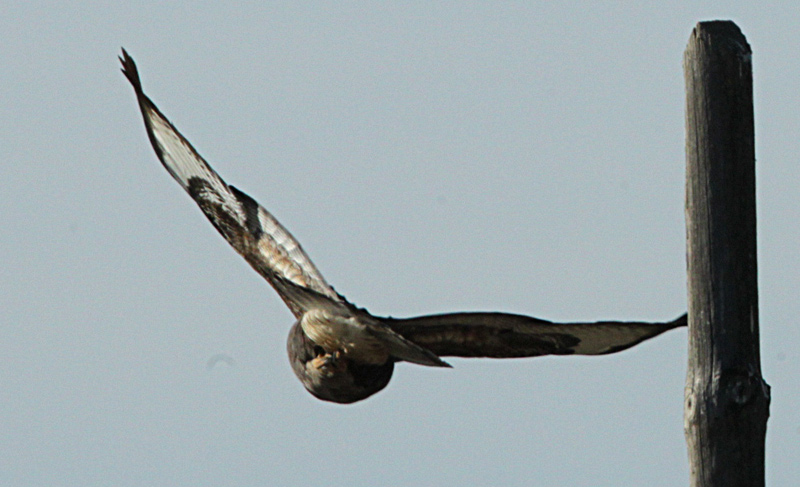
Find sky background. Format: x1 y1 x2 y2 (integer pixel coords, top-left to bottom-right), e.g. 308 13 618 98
2 2 798 486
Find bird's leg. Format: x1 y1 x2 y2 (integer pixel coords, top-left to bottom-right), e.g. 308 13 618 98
322 350 341 367
310 348 345 372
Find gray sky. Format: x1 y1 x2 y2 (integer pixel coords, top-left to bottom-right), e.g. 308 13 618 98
2 2 797 486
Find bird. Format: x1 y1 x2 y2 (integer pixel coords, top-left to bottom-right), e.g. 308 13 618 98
120 49 686 404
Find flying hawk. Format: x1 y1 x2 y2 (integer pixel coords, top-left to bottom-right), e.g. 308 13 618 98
120 49 685 404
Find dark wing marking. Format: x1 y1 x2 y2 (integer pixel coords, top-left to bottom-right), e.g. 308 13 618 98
385 312 686 358
120 49 343 317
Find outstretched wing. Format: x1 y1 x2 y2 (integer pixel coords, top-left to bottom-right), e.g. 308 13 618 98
385 312 686 358
120 49 343 317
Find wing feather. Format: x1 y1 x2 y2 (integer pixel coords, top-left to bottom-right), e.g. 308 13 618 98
120 49 342 316
385 312 686 358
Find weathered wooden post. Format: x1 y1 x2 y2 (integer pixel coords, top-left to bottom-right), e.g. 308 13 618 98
683 21 770 486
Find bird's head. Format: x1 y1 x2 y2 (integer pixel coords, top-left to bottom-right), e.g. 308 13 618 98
286 321 394 403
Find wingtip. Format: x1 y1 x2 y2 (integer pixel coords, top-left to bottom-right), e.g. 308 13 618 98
119 47 142 91
671 313 688 328
119 47 131 71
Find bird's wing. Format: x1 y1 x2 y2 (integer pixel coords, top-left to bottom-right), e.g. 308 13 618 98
120 49 343 317
385 312 686 358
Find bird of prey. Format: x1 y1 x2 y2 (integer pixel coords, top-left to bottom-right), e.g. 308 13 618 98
120 49 685 404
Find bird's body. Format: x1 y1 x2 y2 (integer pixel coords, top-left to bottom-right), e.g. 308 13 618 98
121 49 685 404
301 309 390 365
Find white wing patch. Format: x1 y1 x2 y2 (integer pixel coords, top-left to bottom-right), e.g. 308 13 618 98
149 111 230 195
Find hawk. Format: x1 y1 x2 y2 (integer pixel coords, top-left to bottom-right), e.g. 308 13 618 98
120 49 685 404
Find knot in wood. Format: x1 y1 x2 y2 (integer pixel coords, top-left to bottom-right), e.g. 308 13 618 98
714 368 765 414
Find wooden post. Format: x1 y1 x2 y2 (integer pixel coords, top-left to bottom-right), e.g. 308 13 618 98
684 21 770 487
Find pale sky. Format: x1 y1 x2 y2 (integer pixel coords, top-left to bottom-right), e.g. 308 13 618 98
2 2 798 486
